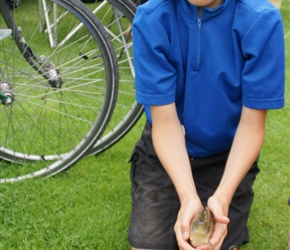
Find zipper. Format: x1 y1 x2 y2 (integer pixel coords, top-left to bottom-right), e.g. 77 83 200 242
196 17 201 70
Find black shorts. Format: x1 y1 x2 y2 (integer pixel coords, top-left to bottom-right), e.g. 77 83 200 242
128 121 260 250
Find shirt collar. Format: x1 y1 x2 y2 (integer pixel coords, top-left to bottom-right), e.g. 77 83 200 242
179 0 232 21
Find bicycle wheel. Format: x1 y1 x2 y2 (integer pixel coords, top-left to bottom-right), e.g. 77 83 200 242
84 0 144 156
0 0 118 182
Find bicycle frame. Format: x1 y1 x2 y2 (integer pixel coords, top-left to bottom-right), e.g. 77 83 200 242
38 0 134 77
39 0 121 47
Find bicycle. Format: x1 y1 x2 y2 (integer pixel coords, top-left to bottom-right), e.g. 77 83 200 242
0 0 119 182
81 0 144 156
37 0 144 157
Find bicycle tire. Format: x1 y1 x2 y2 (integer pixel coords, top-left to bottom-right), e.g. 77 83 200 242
85 0 144 156
0 0 118 182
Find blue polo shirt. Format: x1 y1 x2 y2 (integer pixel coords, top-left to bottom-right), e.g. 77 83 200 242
133 0 285 157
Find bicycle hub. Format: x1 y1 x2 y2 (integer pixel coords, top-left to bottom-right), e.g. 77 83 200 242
0 81 14 105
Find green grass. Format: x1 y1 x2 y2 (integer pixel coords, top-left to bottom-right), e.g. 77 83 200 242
0 116 145 249
1 1 290 249
237 2 290 249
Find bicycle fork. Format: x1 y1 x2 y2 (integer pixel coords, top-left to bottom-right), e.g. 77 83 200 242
1 0 63 90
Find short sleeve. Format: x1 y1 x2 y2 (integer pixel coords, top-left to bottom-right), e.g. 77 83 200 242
132 6 177 106
242 8 285 110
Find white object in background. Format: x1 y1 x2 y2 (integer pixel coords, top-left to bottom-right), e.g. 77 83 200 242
0 29 12 40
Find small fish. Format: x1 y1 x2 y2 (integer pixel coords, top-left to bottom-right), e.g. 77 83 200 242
190 207 214 247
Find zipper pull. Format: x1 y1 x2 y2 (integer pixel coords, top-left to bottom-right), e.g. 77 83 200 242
198 18 201 29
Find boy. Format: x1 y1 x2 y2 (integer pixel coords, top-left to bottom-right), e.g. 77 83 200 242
129 0 285 249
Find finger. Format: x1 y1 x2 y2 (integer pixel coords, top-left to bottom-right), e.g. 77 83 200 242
180 215 192 240
214 214 230 224
177 212 191 242
207 224 227 248
207 241 215 250
175 219 193 250
195 241 214 250
207 197 229 224
179 242 197 250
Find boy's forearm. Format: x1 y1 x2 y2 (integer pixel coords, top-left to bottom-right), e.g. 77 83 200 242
214 106 266 206
150 104 200 204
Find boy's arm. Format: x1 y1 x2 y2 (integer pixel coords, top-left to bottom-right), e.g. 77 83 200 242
150 103 227 250
208 106 266 248
150 103 199 206
151 104 266 249
214 106 266 205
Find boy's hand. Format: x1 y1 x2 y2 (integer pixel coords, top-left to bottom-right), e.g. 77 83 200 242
174 198 203 250
195 196 230 250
